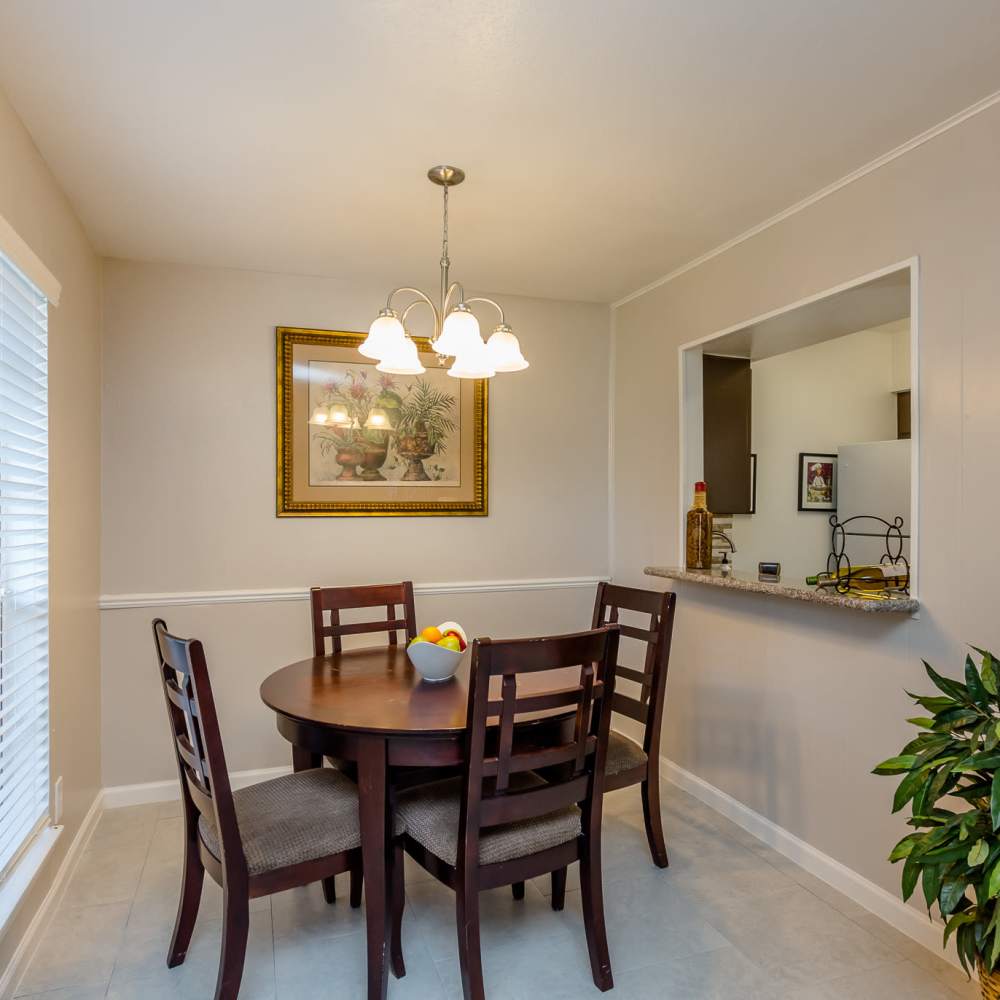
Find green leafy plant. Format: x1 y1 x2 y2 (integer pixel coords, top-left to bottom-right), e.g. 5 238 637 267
875 647 1000 975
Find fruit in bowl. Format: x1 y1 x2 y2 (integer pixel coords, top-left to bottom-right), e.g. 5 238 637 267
407 621 468 682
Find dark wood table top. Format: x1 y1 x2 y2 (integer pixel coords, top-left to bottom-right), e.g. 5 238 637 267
260 645 583 737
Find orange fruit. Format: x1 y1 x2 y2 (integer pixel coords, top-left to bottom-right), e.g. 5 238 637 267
420 626 443 643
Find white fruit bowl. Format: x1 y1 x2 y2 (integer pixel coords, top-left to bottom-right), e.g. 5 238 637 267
406 640 464 683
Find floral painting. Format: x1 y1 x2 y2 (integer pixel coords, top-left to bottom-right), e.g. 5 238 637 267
307 364 460 486
276 328 487 517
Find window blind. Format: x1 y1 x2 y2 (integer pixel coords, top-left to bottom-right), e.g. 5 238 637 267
0 251 49 880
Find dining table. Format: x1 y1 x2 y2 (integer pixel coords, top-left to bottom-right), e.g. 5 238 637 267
259 643 581 1000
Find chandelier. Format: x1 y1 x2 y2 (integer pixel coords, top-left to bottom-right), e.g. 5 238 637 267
357 166 528 379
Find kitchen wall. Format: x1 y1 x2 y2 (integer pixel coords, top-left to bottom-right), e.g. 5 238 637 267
0 92 102 968
732 323 901 579
99 260 610 786
612 99 1000 902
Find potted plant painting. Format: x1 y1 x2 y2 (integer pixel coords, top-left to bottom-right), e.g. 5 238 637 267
312 370 399 481
875 647 1000 992
394 378 457 481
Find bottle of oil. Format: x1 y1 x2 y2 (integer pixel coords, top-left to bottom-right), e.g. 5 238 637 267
686 481 713 570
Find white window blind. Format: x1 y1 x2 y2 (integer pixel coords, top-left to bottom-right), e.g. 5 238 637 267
0 251 49 880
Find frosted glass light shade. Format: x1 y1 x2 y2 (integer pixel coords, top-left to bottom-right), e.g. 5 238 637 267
377 336 425 375
360 311 405 360
328 404 350 425
447 336 495 379
434 305 481 356
484 325 529 372
364 407 392 430
308 406 329 425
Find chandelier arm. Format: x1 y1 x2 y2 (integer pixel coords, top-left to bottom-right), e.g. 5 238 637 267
386 286 441 333
399 296 441 334
442 281 466 315
464 296 506 326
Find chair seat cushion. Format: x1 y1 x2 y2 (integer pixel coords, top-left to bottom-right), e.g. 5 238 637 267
199 767 382 876
605 730 648 777
397 773 581 868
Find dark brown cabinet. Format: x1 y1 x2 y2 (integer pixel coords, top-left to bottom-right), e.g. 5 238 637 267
703 354 752 515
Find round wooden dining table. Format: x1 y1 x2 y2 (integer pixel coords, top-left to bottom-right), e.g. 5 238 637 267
259 644 580 1000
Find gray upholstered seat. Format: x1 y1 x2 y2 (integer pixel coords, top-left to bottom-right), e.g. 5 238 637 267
605 730 648 776
199 767 396 876
397 773 581 867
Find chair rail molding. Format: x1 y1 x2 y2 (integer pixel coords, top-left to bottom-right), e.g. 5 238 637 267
99 576 609 611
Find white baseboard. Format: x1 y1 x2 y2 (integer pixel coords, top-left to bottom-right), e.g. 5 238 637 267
659 755 958 970
660 757 959 965
0 792 103 999
102 765 293 809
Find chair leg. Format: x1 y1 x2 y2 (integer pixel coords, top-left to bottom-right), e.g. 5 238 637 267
214 890 249 1000
456 876 485 1000
579 835 613 992
641 767 669 868
390 843 406 979
350 864 363 909
322 875 337 903
166 830 205 967
550 867 567 911
511 881 525 900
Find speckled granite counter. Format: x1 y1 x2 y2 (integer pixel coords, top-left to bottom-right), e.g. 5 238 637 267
644 566 919 614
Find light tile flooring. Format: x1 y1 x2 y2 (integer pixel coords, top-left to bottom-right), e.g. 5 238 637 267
15 782 978 1000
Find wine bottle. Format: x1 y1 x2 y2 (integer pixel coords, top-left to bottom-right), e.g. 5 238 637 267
686 481 713 570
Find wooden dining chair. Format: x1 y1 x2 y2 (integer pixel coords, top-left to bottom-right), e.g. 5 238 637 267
310 581 417 656
592 582 677 866
389 625 621 1000
510 584 676 903
152 619 371 1000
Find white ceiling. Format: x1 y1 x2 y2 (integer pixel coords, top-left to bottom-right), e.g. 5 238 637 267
1 1 999 304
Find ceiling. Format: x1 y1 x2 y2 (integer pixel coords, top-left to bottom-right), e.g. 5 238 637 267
706 267 911 361
1 2 998 304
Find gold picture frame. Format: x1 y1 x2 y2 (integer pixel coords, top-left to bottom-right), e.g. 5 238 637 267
276 327 488 516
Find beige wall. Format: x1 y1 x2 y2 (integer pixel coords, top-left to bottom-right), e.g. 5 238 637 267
612 100 1000 900
0 93 101 963
100 260 610 786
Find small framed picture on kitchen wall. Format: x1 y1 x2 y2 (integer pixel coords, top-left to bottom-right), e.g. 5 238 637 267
797 452 837 512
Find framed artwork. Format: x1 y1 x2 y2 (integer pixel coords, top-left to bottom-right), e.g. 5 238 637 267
749 453 757 514
797 452 837 512
276 327 488 516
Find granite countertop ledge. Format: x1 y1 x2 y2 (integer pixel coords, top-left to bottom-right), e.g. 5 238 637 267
644 566 919 614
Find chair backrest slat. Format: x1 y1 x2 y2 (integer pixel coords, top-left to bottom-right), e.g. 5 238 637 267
310 582 417 655
152 619 247 879
591 582 676 757
458 626 619 870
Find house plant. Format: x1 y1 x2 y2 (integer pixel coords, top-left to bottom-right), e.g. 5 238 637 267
875 647 1000 992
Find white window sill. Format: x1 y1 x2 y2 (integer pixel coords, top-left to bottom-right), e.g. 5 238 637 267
0 826 62 941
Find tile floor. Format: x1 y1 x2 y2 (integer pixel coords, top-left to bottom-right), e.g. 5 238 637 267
14 781 979 999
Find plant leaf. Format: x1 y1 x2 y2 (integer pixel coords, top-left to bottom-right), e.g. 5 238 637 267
889 834 921 862
966 654 990 708
901 854 921 901
924 661 973 705
906 717 935 729
939 877 969 915
892 767 929 814
991 770 1000 832
968 839 989 866
922 863 944 910
944 911 976 946
873 755 918 775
